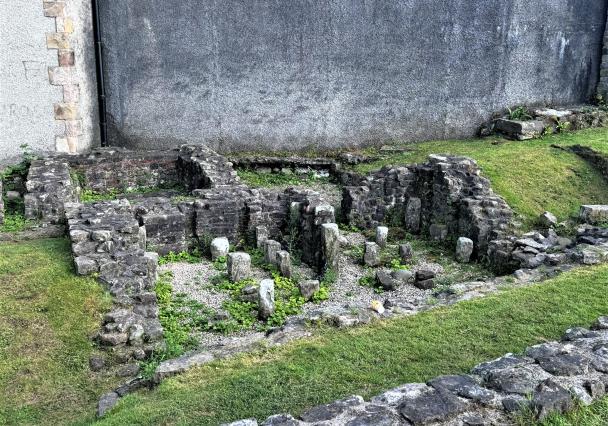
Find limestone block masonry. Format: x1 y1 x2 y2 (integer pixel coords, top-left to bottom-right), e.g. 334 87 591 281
0 0 98 163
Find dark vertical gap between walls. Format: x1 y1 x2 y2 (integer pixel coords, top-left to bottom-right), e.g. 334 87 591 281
92 0 108 146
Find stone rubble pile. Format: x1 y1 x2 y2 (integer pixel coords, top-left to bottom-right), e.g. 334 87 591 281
226 317 608 426
489 106 607 140
488 219 608 276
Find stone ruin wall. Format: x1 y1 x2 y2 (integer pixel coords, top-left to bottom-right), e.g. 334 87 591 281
341 155 513 259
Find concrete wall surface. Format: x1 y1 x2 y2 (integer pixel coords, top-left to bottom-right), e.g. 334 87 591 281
100 0 608 152
0 1 63 163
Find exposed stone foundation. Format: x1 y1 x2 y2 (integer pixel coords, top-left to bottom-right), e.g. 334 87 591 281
342 155 513 258
226 317 608 426
65 200 164 364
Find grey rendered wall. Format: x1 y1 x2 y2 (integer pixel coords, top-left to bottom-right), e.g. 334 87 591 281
0 0 99 164
599 11 608 97
0 1 63 163
100 0 608 152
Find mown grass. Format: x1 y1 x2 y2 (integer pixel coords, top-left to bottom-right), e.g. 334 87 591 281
0 238 117 426
96 264 608 425
538 398 608 425
352 128 608 227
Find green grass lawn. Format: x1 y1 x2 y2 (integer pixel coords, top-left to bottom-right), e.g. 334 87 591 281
0 239 117 426
95 263 608 425
352 128 608 227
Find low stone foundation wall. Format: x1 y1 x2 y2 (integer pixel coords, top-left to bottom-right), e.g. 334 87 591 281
66 148 181 193
568 145 608 181
226 317 608 426
65 201 164 364
24 158 77 224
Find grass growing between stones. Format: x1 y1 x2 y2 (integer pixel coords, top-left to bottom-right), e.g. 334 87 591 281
97 264 608 425
0 238 118 425
352 128 608 227
537 397 608 425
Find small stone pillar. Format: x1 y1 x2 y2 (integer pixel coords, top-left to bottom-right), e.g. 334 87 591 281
264 240 282 265
277 250 292 278
455 237 474 263
255 225 269 249
376 226 388 247
210 237 229 260
227 252 251 282
258 279 275 320
364 242 381 267
321 223 340 273
399 243 413 262
298 279 320 300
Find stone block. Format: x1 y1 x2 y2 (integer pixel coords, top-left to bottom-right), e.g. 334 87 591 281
264 240 282 265
74 256 97 275
227 252 251 282
364 242 381 267
46 32 70 49
399 243 413 262
276 250 292 278
48 66 76 85
258 279 275 320
299 280 320 300
43 1 65 17
376 226 388 247
495 119 546 140
210 237 230 260
321 223 340 273
255 225 269 248
580 205 608 225
54 102 79 120
376 269 400 291
405 197 421 233
455 237 474 263
58 49 75 66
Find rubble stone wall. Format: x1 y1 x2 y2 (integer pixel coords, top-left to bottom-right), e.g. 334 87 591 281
227 318 608 426
66 149 181 193
65 200 164 364
342 155 512 257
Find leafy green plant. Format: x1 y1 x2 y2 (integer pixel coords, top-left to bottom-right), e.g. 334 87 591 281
311 286 330 303
358 273 375 288
80 188 120 203
213 256 227 271
507 106 533 121
158 250 202 265
0 213 32 233
389 258 409 271
142 271 215 378
555 119 571 133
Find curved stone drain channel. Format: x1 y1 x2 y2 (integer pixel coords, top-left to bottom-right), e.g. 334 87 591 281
224 317 608 426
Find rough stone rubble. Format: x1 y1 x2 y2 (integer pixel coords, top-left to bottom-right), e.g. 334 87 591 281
225 317 608 426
